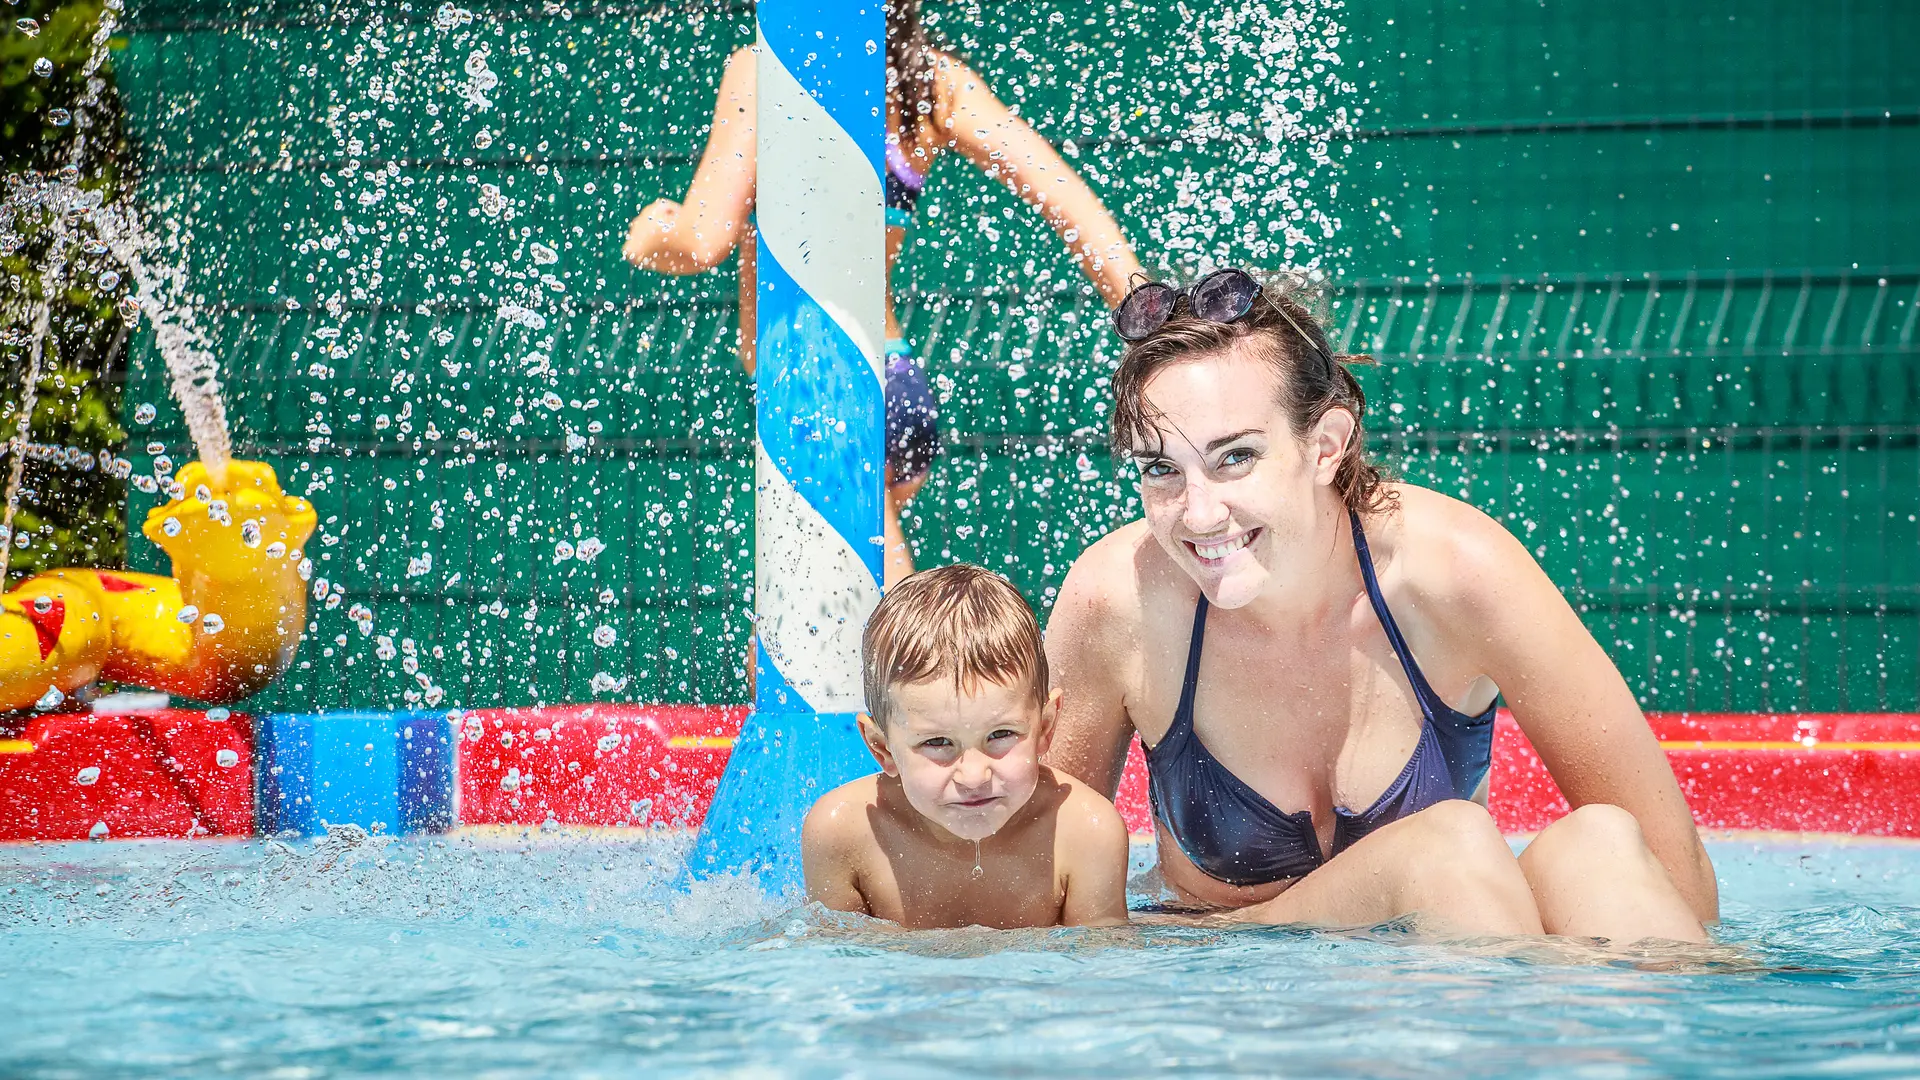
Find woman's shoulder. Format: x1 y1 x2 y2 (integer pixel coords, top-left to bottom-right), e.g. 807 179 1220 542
1367 482 1539 612
1050 520 1193 648
1055 520 1155 615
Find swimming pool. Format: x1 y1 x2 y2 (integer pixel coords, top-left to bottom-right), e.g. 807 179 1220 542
4 834 1915 1077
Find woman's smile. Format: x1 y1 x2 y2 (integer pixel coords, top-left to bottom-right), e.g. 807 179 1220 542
1187 527 1262 565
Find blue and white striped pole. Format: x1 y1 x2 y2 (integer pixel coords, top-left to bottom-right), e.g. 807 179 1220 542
688 0 886 892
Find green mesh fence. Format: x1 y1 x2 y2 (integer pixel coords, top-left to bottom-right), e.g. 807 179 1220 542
113 0 1918 713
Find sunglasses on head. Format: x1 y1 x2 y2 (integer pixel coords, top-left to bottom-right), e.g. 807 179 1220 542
1113 267 1336 370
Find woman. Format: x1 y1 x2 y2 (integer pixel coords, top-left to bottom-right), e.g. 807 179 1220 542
623 1 1143 586
1045 268 1716 941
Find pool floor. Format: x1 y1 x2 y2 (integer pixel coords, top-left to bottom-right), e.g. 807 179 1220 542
2 833 1917 1077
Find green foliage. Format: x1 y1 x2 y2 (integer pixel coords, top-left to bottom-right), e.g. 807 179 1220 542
0 0 130 585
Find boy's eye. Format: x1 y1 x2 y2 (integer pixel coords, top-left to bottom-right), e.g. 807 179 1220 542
988 729 1020 742
919 737 953 750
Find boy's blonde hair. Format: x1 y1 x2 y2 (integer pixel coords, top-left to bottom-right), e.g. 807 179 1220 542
862 564 1048 728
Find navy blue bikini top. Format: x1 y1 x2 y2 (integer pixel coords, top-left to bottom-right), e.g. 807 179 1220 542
1146 509 1497 887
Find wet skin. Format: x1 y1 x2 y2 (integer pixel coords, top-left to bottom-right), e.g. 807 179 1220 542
1045 345 1713 942
803 679 1130 930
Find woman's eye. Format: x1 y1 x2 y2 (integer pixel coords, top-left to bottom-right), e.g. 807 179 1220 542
1220 448 1255 468
1138 460 1175 479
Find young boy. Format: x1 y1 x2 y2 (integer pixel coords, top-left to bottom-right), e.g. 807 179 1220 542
801 564 1131 929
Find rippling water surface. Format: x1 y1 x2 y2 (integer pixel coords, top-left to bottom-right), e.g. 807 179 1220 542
3 833 1917 1078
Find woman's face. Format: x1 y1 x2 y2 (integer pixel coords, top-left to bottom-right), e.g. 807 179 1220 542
1129 347 1348 609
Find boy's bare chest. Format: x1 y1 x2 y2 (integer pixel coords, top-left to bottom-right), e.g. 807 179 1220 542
857 836 1064 930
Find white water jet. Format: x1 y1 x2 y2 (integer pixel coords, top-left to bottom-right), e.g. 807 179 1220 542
0 0 234 574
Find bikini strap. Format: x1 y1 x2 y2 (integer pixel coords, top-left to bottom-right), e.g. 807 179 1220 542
1348 508 1439 719
1172 596 1211 732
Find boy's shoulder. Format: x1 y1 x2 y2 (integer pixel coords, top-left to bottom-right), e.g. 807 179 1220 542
801 773 885 852
1038 766 1129 848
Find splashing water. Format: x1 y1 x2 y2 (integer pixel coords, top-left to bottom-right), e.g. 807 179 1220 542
1144 0 1356 269
0 0 232 582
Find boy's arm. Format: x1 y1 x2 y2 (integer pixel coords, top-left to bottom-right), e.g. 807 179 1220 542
801 793 872 916
1058 789 1132 927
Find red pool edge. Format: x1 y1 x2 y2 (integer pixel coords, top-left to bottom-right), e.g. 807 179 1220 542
2 707 1916 841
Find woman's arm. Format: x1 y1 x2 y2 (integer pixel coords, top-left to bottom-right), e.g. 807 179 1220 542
1447 508 1719 922
623 45 757 274
933 56 1143 307
1042 551 1140 799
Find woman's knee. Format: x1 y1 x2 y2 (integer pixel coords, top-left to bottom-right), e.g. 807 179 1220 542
1404 799 1510 857
1394 803 1525 890
1388 801 1540 932
1522 804 1651 873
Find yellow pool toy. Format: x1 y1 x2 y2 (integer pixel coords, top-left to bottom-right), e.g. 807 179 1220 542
0 459 318 711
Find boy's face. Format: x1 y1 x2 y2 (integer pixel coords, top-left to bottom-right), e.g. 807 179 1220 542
861 675 1061 843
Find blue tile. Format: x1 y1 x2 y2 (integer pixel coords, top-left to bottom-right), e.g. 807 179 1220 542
256 712 456 836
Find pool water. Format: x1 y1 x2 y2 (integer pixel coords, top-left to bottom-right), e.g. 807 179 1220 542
3 833 1917 1077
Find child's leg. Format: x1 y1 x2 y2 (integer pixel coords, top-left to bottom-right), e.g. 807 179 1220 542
884 471 928 588
737 225 756 374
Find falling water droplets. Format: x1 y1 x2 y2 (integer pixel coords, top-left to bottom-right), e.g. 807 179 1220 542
46 108 71 127
133 403 156 424
971 840 984 880
16 17 41 37
200 613 225 634
96 270 121 291
32 57 52 78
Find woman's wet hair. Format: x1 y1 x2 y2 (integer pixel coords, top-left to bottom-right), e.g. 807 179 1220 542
886 0 937 146
1109 271 1394 516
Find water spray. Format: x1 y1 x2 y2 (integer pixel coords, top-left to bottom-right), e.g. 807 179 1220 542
688 0 887 892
